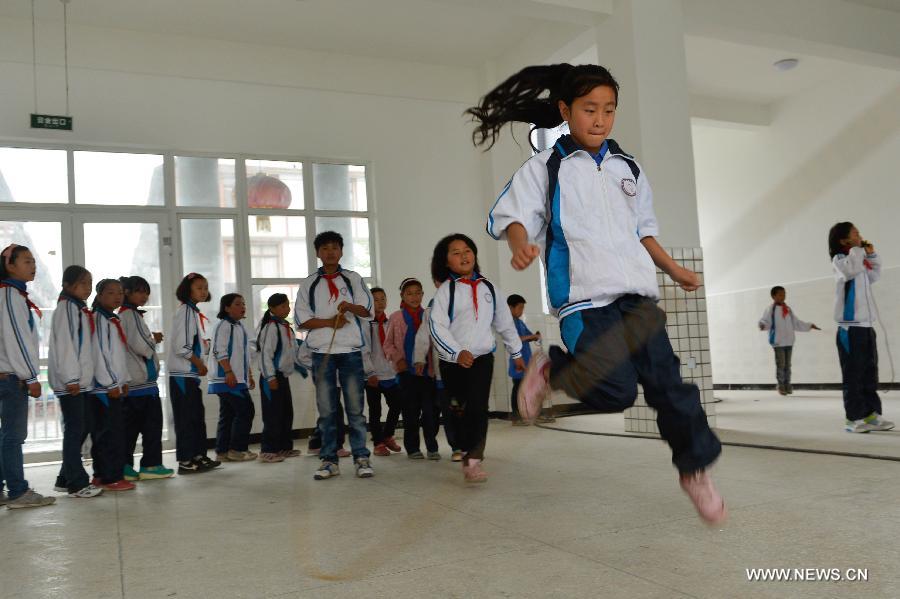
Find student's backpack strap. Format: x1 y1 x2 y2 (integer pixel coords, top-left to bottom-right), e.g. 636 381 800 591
308 271 355 313
447 277 496 322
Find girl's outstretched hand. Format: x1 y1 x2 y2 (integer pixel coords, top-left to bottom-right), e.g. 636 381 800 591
511 244 541 271
671 266 700 292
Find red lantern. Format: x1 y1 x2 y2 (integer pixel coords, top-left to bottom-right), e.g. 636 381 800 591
248 173 291 209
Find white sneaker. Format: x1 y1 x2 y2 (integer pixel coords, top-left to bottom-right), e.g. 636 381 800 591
355 457 375 478
864 413 895 431
314 461 340 480
845 419 873 433
68 484 103 499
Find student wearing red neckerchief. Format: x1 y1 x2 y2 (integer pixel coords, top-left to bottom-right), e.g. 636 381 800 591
362 287 403 457
89 279 134 492
0 243 56 509
295 231 374 481
49 265 102 499
384 278 439 460
167 273 220 475
118 275 172 482
829 222 894 434
428 234 524 483
758 285 819 396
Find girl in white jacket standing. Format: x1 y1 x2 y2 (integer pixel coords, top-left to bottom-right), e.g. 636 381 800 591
49 265 102 498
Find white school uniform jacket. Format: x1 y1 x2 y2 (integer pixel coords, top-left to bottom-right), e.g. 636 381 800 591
758 303 813 348
429 274 523 363
166 302 209 379
91 308 131 393
48 294 95 394
294 266 373 354
486 135 659 320
833 247 881 328
0 279 41 385
118 304 160 396
207 318 252 393
362 316 396 381
257 317 301 380
414 300 441 382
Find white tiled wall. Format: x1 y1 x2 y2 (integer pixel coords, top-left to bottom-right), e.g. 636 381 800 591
625 248 715 435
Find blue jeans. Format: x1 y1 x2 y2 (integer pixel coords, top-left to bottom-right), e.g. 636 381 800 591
0 377 30 499
311 352 369 462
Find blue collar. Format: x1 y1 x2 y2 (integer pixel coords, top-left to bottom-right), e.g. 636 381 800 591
223 316 239 325
184 301 201 313
449 271 480 282
59 292 87 309
1 279 27 292
317 265 343 276
590 140 609 166
553 134 629 162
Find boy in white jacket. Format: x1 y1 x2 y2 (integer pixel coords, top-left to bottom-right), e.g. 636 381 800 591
758 286 819 395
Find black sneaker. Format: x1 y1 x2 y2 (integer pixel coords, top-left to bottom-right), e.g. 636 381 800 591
178 460 202 475
197 456 222 471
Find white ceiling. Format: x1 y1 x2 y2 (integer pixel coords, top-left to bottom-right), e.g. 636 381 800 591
0 0 588 68
684 35 872 105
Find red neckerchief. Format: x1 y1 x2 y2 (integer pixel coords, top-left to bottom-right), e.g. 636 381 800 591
401 302 422 331
456 276 481 317
184 302 209 333
321 272 341 303
775 302 789 318
59 294 96 335
841 246 873 270
375 312 387 345
1 283 42 318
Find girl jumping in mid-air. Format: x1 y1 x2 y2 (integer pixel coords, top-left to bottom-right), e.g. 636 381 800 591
473 63 725 524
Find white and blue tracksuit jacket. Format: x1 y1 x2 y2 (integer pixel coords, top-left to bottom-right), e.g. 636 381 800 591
119 304 160 397
166 302 209 379
294 266 373 354
48 294 95 394
91 307 131 394
486 135 659 320
833 247 881 329
0 279 41 385
207 317 252 394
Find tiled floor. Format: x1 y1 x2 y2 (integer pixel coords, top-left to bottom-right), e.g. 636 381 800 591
3 392 899 598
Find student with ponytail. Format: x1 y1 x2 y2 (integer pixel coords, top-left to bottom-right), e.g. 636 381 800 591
90 278 134 492
475 63 725 524
49 265 102 498
0 244 56 508
119 276 173 481
828 222 894 434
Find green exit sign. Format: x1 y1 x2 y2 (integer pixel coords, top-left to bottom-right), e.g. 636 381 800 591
30 114 73 130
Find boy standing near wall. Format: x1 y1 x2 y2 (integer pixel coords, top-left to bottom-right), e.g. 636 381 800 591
758 286 819 395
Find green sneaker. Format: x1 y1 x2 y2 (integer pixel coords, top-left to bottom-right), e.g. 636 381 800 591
123 465 140 482
139 465 175 480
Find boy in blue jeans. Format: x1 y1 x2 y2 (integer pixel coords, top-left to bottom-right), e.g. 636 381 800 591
295 231 374 480
506 294 547 425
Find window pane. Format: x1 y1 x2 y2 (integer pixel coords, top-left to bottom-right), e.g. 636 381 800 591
251 283 302 328
175 157 236 207
313 163 367 211
315 216 370 277
74 151 164 206
246 159 303 209
248 215 308 279
83 222 164 335
180 218 237 323
0 147 68 204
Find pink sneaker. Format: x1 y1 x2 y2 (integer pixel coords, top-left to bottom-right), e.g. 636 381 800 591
373 443 391 457
680 470 727 526
517 351 550 424
337 448 351 458
462 458 488 483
